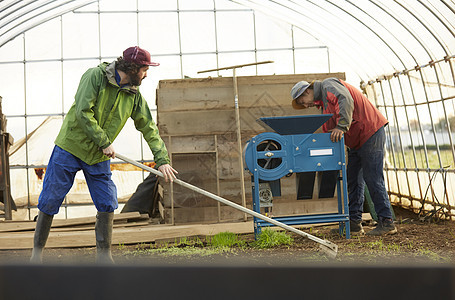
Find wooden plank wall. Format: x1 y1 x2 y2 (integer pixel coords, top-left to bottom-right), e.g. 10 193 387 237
157 73 346 224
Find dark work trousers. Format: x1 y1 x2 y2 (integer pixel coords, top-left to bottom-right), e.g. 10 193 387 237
347 127 393 222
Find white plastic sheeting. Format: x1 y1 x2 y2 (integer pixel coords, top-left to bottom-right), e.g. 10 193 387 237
232 0 455 80
1 0 454 80
0 0 96 48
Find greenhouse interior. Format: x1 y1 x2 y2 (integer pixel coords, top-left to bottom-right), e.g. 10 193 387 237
1 1 455 298
0 0 454 224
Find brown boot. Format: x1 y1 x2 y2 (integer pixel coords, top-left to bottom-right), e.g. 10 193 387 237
366 218 397 236
331 220 364 236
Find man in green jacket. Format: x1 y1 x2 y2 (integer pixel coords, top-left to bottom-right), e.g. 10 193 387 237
30 46 177 263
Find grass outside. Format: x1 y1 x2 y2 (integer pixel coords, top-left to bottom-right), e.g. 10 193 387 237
391 149 454 169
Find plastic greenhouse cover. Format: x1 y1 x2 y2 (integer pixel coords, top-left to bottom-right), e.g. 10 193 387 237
1 0 454 81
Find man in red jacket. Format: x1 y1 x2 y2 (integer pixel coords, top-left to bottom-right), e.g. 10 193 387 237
291 78 396 236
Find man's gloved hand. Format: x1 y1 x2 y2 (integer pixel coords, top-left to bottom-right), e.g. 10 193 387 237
158 164 178 182
102 145 116 158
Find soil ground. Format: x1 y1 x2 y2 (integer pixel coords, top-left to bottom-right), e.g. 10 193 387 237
1 206 455 266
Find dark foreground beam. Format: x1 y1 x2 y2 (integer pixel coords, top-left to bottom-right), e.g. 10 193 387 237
0 263 454 300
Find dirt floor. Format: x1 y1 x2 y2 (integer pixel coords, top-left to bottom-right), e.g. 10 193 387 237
1 206 455 265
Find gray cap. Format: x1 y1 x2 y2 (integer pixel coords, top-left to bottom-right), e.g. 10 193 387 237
290 81 310 100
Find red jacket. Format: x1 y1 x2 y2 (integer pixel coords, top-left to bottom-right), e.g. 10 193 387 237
314 78 388 149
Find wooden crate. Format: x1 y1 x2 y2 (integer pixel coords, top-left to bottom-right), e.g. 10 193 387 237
157 73 346 224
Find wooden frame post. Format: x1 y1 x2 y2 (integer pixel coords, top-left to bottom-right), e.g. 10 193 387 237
198 61 274 221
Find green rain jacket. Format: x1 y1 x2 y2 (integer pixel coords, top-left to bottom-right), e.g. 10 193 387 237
55 61 170 167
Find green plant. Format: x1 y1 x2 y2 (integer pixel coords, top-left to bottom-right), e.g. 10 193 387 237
176 237 189 246
135 242 148 250
252 228 293 249
365 239 384 250
387 243 400 252
117 243 125 250
123 245 226 257
407 241 414 249
168 236 204 248
209 231 245 249
150 247 222 257
194 236 204 246
416 248 447 262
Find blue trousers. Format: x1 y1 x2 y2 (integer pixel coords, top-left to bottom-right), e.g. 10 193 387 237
347 127 393 222
38 146 118 215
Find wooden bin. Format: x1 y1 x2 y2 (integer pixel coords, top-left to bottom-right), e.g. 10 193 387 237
156 73 346 224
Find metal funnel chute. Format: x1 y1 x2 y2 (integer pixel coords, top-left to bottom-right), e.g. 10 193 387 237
256 114 333 135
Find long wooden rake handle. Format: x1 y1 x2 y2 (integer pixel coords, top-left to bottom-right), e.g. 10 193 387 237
115 153 338 258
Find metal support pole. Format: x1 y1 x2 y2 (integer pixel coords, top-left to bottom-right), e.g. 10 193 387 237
232 68 247 221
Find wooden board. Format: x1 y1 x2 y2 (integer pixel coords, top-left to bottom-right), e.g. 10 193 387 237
0 221 255 250
0 212 146 233
158 107 310 136
49 221 151 232
161 198 339 224
162 135 216 153
157 73 346 113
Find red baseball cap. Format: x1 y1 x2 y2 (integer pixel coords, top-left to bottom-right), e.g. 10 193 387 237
123 46 160 66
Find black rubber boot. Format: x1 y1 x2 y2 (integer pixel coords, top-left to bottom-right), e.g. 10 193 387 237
95 212 115 264
30 211 54 263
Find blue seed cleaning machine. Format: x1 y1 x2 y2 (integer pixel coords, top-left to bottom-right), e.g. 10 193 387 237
243 114 351 238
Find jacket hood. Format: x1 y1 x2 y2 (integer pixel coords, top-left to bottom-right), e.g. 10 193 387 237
101 62 138 94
